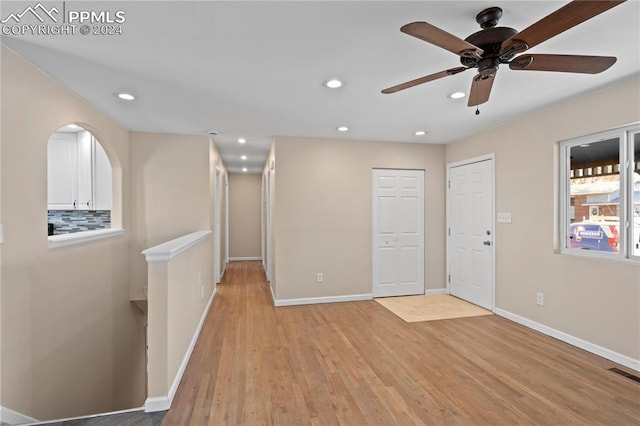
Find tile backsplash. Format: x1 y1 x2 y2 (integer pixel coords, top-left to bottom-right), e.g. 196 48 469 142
48 210 111 235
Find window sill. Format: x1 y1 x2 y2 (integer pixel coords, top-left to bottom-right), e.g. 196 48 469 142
556 248 640 265
48 228 124 249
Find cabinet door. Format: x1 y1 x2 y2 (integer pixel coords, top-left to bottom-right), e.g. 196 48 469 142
76 130 93 210
93 139 112 210
47 134 77 210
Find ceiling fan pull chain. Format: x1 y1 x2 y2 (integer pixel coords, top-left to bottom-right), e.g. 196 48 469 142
475 106 480 115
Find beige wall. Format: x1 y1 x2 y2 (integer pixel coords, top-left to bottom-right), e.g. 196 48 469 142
129 132 213 290
272 137 446 301
1 46 145 420
446 77 640 361
228 173 262 258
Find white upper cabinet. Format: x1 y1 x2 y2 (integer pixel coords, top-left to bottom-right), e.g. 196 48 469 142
47 128 112 211
47 133 78 210
93 141 113 210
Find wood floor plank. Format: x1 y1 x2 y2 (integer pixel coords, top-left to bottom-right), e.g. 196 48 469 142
163 261 640 425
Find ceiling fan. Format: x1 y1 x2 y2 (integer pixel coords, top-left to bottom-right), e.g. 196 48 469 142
382 0 626 111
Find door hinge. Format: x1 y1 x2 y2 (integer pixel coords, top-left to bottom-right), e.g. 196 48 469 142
448 274 451 283
448 180 450 189
448 227 450 236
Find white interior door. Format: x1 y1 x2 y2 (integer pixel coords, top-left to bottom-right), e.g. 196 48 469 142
214 167 222 283
265 166 272 282
448 158 494 310
372 169 425 297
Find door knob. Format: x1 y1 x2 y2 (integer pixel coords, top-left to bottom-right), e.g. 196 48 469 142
483 240 491 246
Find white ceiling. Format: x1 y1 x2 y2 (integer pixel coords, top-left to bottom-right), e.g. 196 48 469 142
2 0 639 173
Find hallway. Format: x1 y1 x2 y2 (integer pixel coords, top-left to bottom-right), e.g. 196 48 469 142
163 261 639 425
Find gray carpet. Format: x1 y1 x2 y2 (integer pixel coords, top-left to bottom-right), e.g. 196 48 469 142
38 410 165 426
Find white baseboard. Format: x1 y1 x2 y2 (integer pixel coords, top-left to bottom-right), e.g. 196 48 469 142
0 405 38 425
494 308 640 372
144 396 170 413
270 283 276 305
274 293 373 307
229 256 262 261
426 288 447 295
145 286 218 413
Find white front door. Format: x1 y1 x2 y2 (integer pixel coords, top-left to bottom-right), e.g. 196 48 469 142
448 158 494 310
372 169 425 297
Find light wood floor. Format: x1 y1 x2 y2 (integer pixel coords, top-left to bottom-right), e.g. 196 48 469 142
163 261 640 425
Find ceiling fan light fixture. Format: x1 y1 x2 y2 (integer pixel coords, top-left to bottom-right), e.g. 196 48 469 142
448 91 466 99
324 79 343 89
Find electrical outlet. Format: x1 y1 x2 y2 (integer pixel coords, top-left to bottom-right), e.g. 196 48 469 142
316 273 323 283
536 292 544 306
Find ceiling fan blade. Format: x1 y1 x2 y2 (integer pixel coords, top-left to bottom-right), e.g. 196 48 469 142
468 74 495 107
401 22 483 59
501 0 626 54
510 54 617 74
382 67 469 94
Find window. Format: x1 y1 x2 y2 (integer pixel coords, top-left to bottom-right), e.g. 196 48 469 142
47 124 113 236
560 124 640 260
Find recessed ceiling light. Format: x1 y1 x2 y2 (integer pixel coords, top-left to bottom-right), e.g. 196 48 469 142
116 92 135 101
242 167 248 172
448 91 465 99
414 130 427 136
238 138 246 144
241 155 247 160
337 126 349 132
324 79 343 89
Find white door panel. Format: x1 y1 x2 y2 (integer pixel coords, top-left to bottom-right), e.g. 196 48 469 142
373 169 425 297
448 159 494 309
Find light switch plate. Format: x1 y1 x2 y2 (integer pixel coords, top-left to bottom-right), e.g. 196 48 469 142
497 212 512 223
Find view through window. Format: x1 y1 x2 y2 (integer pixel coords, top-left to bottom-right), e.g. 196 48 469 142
562 125 640 259
47 124 113 236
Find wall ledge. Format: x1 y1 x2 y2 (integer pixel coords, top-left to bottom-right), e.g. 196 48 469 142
48 228 124 249
274 293 373 307
494 308 640 372
142 230 211 263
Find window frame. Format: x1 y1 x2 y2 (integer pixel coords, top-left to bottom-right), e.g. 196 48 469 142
559 123 639 262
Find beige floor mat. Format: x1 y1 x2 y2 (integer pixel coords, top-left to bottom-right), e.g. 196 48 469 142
375 294 493 323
